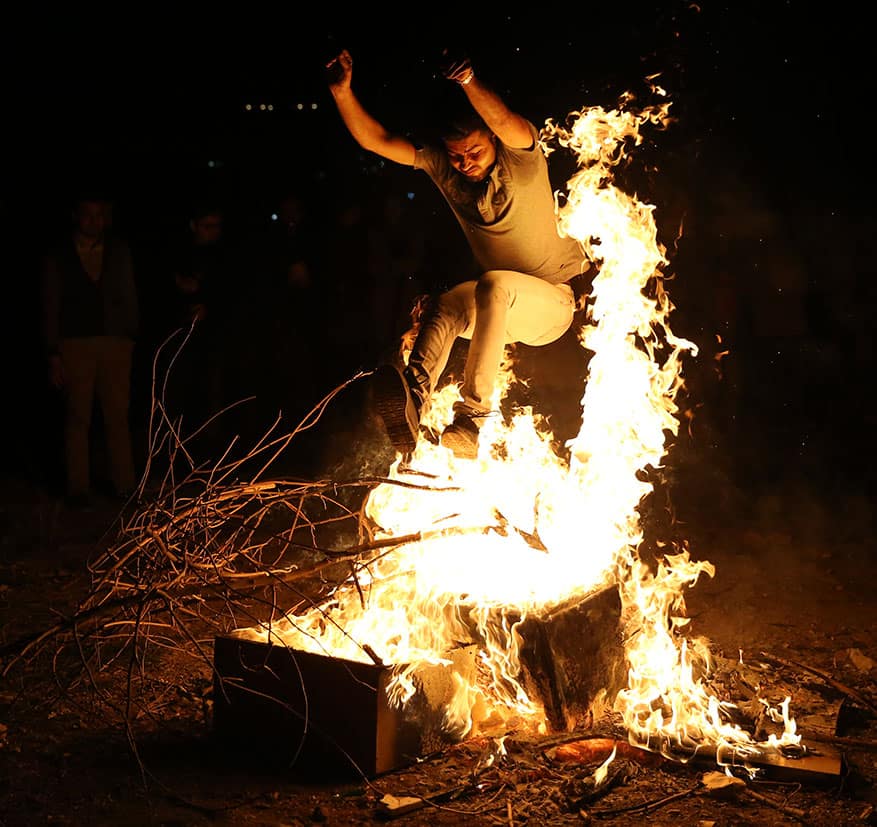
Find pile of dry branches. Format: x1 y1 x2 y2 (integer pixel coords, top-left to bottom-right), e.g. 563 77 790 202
0 331 423 709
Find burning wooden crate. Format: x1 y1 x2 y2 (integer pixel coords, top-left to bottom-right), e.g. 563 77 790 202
213 635 478 778
213 584 626 776
515 584 628 733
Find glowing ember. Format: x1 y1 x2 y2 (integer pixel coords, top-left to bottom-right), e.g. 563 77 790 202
238 84 800 766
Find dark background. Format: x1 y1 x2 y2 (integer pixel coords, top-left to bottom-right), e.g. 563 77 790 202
2 4 874 499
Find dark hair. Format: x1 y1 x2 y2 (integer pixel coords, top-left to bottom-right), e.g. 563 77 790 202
424 88 490 144
438 109 489 143
70 185 114 210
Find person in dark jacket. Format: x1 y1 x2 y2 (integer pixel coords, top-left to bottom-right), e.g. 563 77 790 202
41 189 139 505
160 200 233 458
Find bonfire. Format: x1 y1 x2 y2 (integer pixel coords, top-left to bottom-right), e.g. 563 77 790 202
1 80 820 822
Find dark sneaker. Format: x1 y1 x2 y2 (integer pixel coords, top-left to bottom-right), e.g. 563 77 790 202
440 412 480 460
372 364 421 455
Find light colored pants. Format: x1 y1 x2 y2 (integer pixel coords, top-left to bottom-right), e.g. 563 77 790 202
59 336 136 497
408 270 575 414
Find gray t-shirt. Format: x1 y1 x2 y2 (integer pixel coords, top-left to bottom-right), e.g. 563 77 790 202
413 121 586 285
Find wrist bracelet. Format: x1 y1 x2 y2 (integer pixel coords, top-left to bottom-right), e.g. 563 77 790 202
460 70 474 86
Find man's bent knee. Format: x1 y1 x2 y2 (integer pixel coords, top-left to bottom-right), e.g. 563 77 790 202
475 270 515 303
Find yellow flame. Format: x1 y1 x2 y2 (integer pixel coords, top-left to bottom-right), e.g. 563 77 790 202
239 84 800 760
595 744 617 786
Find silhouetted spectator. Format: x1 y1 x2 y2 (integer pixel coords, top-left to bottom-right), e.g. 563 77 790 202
160 199 233 461
365 190 429 362
320 183 373 384
254 186 324 423
40 188 139 506
263 188 320 294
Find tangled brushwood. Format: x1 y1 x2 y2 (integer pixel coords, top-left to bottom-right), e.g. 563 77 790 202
0 329 436 728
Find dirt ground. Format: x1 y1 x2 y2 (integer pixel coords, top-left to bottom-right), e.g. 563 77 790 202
1 390 876 827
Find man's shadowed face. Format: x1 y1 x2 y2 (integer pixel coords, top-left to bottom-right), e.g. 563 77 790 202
74 200 110 241
444 128 497 182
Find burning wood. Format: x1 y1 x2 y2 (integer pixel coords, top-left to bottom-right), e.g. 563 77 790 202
213 584 628 778
712 741 843 784
513 586 627 733
546 736 665 767
213 635 478 777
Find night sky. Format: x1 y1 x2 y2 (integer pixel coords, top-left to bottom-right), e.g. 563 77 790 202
6 5 870 212
3 5 874 493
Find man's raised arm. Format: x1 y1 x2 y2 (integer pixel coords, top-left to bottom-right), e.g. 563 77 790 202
326 49 417 166
442 54 533 149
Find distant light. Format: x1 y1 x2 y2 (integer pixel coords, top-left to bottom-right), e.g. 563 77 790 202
259 104 266 111
310 102 318 110
267 104 274 111
207 160 215 168
296 103 304 110
245 103 252 111
270 213 278 221
406 192 415 200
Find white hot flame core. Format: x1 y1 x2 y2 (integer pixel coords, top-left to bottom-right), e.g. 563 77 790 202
239 87 800 760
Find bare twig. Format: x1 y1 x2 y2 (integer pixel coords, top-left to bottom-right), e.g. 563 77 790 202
760 651 877 716
592 784 698 816
801 732 877 752
744 786 808 820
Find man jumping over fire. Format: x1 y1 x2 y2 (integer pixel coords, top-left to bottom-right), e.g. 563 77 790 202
326 47 598 460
